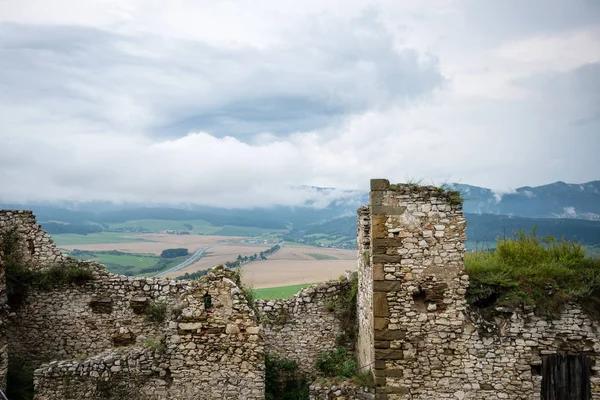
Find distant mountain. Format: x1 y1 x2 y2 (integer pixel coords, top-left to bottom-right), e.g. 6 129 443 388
3 181 599 242
453 181 600 220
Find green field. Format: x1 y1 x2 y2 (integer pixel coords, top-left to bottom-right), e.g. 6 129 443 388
304 253 339 260
107 219 221 234
68 250 187 277
213 226 285 236
88 253 158 268
254 283 315 300
51 232 148 246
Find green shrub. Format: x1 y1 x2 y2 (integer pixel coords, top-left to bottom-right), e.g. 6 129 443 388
265 352 309 400
315 347 357 378
465 228 600 317
144 300 168 323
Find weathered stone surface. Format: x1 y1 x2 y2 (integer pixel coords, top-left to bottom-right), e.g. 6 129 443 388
373 292 389 317
370 179 390 191
355 182 600 400
310 379 375 400
255 279 352 376
0 211 265 400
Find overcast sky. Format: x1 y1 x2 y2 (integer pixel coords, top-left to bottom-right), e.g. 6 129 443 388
1 0 599 207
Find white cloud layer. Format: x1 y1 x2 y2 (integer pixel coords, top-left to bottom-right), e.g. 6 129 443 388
0 0 599 207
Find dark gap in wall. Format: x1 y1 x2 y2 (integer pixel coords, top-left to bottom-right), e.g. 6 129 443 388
6 357 35 400
531 364 542 376
412 289 427 312
27 239 34 256
203 293 212 309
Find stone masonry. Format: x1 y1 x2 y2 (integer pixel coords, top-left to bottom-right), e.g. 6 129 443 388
256 277 352 376
0 210 264 399
357 179 600 399
4 176 600 399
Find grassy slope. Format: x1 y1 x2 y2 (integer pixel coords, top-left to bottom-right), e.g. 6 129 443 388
254 283 315 300
465 230 600 317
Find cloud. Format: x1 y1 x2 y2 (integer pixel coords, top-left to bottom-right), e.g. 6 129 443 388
0 0 599 208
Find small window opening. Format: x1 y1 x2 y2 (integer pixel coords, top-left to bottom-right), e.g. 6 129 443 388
27 239 35 255
412 289 427 312
203 293 212 309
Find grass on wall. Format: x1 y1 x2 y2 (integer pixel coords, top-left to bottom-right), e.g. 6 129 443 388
465 228 600 317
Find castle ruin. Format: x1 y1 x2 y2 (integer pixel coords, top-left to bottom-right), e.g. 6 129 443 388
0 178 599 399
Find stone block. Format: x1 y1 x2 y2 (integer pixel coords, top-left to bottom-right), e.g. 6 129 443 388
178 322 203 331
371 179 390 191
373 292 389 317
371 216 389 239
372 206 407 216
374 329 406 341
373 264 385 281
372 254 403 263
374 340 390 349
374 318 389 330
375 349 404 360
373 281 403 292
382 369 404 377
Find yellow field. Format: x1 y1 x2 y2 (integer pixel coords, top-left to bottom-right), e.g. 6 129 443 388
268 245 356 260
241 259 356 289
59 234 243 255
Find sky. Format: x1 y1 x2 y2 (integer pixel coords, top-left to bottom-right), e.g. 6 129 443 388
0 0 599 207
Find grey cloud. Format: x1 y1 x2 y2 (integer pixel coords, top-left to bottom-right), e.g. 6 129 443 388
0 12 444 139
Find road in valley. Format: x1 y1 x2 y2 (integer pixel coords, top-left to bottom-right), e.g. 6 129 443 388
152 243 225 278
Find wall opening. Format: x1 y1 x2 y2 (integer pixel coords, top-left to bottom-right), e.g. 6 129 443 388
542 354 591 400
27 239 35 256
203 293 212 309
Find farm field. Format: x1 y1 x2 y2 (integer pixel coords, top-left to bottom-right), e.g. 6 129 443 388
254 283 315 300
56 234 241 255
106 219 286 237
164 244 275 278
107 219 219 234
51 232 146 246
241 259 356 289
268 245 355 261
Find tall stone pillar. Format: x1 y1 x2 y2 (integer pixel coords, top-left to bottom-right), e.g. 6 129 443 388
367 179 467 400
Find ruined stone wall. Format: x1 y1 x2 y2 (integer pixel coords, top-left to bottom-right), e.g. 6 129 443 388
0 230 7 391
1 210 264 399
356 205 374 372
32 266 264 399
365 179 600 400
0 210 67 270
309 380 375 400
256 278 351 376
8 265 190 366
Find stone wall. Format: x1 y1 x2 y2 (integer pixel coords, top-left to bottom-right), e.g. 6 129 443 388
361 179 600 400
8 265 190 366
309 379 375 400
0 210 264 399
33 266 265 399
256 278 352 376
0 210 67 271
356 205 374 372
0 225 7 391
